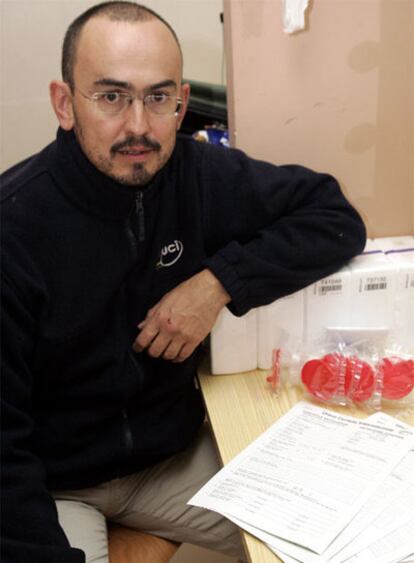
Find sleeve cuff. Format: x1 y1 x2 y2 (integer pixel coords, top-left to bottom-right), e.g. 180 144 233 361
203 245 250 316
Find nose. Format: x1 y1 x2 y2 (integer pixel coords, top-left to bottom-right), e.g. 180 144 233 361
123 98 151 137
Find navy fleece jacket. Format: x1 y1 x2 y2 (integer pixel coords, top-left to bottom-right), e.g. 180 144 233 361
1 129 366 562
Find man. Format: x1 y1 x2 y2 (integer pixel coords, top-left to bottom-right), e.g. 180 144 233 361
0 2 366 562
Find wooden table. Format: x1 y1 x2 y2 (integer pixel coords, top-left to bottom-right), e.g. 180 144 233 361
197 363 414 563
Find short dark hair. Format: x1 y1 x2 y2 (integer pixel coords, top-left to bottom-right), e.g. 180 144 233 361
62 1 182 89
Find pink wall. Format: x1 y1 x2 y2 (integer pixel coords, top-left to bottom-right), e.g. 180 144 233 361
224 0 414 237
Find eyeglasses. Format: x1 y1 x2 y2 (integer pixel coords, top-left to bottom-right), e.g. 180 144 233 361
74 87 183 116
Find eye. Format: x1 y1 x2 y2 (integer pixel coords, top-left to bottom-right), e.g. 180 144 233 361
101 92 122 104
147 92 169 105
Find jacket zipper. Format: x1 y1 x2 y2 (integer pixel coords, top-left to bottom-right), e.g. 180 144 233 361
122 409 134 458
135 191 145 242
122 193 145 463
128 348 145 389
121 350 145 463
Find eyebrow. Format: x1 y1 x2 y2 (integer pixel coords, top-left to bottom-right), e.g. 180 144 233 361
92 78 178 92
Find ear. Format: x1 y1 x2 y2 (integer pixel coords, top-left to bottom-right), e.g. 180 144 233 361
49 80 75 130
176 82 190 130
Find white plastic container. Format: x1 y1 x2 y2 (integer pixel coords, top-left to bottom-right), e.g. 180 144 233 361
348 252 396 329
374 236 414 326
304 267 352 343
257 290 304 369
210 308 258 374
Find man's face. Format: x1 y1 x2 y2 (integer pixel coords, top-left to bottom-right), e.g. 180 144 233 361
68 17 188 186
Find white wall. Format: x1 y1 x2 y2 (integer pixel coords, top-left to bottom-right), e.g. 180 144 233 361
0 0 225 171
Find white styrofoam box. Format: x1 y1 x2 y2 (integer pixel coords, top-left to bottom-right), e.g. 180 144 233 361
304 266 352 343
362 238 383 254
257 290 304 369
374 236 414 327
210 308 257 374
373 235 414 253
348 252 396 329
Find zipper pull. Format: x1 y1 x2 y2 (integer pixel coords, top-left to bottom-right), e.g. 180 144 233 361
135 192 145 242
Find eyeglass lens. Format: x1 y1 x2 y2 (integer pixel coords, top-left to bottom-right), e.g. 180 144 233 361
96 93 180 115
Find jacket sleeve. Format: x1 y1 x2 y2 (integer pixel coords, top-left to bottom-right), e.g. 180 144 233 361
201 145 366 315
1 273 85 563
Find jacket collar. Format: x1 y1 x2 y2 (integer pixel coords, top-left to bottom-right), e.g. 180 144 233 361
47 128 161 221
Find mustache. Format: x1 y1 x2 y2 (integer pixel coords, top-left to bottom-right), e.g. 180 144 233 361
111 136 161 154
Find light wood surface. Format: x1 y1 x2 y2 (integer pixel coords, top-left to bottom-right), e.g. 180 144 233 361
198 366 304 563
197 364 414 563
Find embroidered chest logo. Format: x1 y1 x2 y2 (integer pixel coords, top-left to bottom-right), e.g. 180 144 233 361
156 240 184 269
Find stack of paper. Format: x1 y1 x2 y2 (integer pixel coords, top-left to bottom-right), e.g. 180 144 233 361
189 403 414 562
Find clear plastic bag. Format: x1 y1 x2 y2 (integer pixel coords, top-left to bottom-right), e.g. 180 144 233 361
379 322 414 419
268 326 414 416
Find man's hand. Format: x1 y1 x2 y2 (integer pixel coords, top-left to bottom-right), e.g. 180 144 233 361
132 269 231 362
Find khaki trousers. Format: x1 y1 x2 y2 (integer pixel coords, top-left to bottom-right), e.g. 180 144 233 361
54 423 244 562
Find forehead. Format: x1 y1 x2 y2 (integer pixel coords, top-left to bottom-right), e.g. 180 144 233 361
74 17 182 89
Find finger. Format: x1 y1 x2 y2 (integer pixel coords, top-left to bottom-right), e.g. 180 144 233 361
162 339 186 361
147 333 172 358
172 342 196 363
133 322 159 352
137 306 157 329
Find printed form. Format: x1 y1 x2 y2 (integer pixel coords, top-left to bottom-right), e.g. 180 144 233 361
225 467 414 562
258 443 414 561
345 519 414 563
189 402 414 558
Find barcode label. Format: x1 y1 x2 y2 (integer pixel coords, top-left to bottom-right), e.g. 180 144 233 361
403 274 414 290
365 282 387 291
317 278 343 296
362 276 388 292
318 284 343 295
